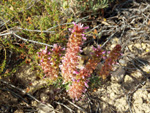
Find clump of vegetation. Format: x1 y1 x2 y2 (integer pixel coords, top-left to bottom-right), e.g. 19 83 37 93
0 0 118 101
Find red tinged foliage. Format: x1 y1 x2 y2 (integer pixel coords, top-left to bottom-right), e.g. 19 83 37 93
99 44 121 79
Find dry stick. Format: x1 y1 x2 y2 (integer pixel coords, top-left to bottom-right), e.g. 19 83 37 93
0 79 55 112
131 59 149 79
101 31 117 48
126 80 146 113
54 101 74 113
125 59 147 113
86 92 95 113
64 98 88 113
0 31 53 47
16 27 55 33
120 17 126 44
89 95 116 113
126 94 133 113
0 31 12 36
46 15 90 32
46 22 72 31
0 19 10 28
0 87 30 106
96 102 101 113
13 33 53 47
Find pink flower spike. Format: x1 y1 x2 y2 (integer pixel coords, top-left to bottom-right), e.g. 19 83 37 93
45 46 47 51
88 75 91 77
98 45 101 49
73 71 76 74
68 28 72 31
75 97 78 101
82 76 85 79
81 34 85 36
82 37 87 40
53 44 57 49
84 88 87 92
62 48 65 50
107 51 110 54
102 51 106 54
54 74 58 77
42 46 47 54
50 62 53 65
62 81 65 84
48 52 51 55
90 52 94 55
83 26 89 29
76 71 79 74
72 78 76 82
80 50 83 52
59 65 62 69
84 82 89 88
72 22 76 25
73 71 79 74
72 30 75 33
41 59 43 62
43 75 46 78
102 56 106 59
116 62 119 65
92 47 97 51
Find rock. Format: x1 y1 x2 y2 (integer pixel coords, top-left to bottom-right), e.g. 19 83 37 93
130 31 138 36
119 59 126 66
142 65 150 73
115 97 128 112
131 71 143 79
40 93 49 102
111 66 125 82
148 93 150 99
124 75 134 83
37 103 55 113
134 98 143 104
31 101 38 106
111 37 119 45
128 44 133 51
141 43 146 50
14 109 24 113
134 43 142 50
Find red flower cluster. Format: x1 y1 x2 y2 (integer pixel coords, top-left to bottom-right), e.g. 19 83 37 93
37 44 63 81
60 22 89 83
37 22 121 101
68 46 104 100
99 44 121 79
60 22 108 100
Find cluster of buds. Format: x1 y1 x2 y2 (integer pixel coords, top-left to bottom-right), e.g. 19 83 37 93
99 44 121 79
68 46 104 100
37 44 64 81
